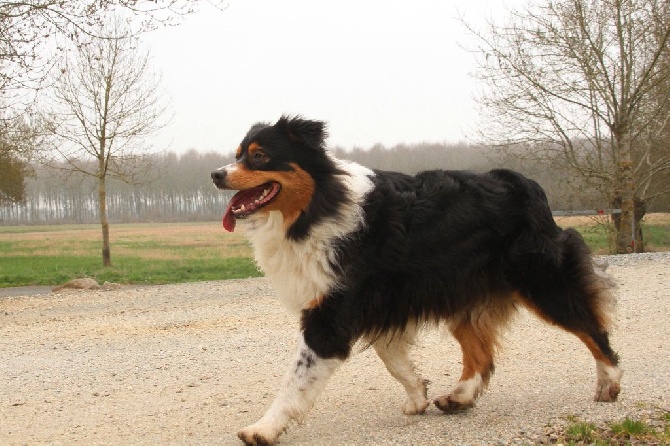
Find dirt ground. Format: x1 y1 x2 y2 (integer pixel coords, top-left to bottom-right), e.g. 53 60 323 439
1 254 669 445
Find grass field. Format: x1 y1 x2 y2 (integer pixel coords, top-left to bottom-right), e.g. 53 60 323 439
554 212 670 253
0 215 668 288
0 222 260 288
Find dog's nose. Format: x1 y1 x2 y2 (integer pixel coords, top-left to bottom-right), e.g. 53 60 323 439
211 170 226 181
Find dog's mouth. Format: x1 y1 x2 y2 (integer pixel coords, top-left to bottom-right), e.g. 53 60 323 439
223 182 281 232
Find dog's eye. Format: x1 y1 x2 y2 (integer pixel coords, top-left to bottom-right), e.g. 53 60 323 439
252 151 268 163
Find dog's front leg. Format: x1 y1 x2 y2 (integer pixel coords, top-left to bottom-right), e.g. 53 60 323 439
237 335 343 446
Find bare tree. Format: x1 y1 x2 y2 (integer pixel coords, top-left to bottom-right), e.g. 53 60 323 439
468 0 670 253
41 16 170 266
0 0 223 116
0 0 223 217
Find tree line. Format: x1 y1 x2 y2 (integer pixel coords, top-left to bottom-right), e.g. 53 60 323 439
0 150 234 223
2 143 668 225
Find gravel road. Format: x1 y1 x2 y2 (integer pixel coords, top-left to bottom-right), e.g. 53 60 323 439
1 253 668 445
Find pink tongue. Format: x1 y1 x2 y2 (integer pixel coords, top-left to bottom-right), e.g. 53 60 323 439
222 201 236 232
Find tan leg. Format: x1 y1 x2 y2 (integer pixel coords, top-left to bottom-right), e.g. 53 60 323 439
434 318 496 412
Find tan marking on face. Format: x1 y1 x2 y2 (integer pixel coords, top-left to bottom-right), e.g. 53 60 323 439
235 145 242 159
225 162 315 229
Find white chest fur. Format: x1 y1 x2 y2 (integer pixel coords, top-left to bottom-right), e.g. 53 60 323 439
249 214 340 313
241 160 374 314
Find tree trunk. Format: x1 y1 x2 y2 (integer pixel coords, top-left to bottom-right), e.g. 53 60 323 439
99 173 112 267
611 196 645 253
614 129 641 253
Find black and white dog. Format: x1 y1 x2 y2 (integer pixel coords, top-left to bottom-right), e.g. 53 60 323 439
211 116 621 446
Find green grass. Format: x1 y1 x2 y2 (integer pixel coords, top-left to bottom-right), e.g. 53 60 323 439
0 255 260 287
644 224 670 250
555 214 670 254
565 421 599 443
610 417 651 436
574 224 613 253
0 222 261 288
556 411 670 445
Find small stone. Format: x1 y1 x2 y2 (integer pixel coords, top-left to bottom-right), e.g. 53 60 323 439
52 277 100 292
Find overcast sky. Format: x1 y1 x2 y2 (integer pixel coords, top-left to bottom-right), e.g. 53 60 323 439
143 0 523 154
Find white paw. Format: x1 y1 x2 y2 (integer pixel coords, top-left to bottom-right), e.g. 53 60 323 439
594 380 621 402
402 378 429 414
594 363 622 402
403 398 429 415
237 422 281 446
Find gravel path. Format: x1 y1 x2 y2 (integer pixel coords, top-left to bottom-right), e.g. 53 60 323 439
1 253 668 445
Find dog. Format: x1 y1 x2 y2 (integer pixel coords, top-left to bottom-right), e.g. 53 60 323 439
211 116 621 446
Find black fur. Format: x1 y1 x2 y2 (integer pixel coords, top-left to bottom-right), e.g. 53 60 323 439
299 167 618 366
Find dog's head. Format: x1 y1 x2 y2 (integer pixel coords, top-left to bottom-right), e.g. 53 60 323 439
212 116 348 239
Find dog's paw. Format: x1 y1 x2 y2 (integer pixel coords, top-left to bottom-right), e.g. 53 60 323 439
433 395 474 413
594 362 621 402
403 398 429 415
403 378 430 415
237 425 278 446
594 380 620 402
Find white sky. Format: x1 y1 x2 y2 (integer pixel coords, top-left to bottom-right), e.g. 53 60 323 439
143 0 523 154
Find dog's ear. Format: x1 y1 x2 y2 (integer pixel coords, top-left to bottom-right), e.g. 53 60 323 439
274 115 327 150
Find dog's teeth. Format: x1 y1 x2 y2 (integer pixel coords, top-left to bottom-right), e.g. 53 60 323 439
230 187 274 218
255 188 270 204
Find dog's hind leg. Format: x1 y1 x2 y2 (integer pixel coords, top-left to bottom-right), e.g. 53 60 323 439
371 326 429 415
518 293 621 401
517 288 621 402
434 301 513 413
237 335 344 446
514 228 622 402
